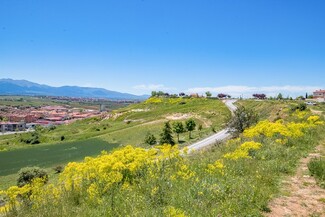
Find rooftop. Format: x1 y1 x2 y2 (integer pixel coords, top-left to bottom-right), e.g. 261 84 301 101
314 89 325 93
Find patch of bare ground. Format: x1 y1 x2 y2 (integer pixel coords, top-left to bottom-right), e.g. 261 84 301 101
311 109 323 116
165 113 193 121
266 145 325 217
165 113 211 127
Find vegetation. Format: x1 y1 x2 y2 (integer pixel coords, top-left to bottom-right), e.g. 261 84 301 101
17 167 48 187
185 119 196 139
308 157 325 188
0 108 324 216
172 121 185 142
144 132 157 146
0 97 229 151
0 139 119 176
205 91 212 98
159 122 175 145
227 105 258 137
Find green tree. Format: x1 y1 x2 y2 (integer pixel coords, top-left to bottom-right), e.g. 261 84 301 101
277 93 283 100
159 122 175 145
144 132 157 145
227 105 259 137
185 119 196 139
205 91 212 98
151 91 157 97
172 121 185 142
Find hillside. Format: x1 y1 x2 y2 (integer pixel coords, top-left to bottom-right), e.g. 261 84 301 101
1 100 324 216
0 97 230 181
0 79 148 100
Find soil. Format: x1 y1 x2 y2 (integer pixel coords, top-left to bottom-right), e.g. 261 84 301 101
266 145 325 217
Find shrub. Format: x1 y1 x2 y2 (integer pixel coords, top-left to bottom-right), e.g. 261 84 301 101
227 105 258 137
308 157 325 188
17 167 48 187
53 165 64 174
290 103 307 112
144 132 157 145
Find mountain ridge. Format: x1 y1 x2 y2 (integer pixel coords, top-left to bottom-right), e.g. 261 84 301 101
0 78 149 100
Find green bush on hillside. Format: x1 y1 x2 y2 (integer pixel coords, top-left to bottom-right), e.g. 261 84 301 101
17 167 48 187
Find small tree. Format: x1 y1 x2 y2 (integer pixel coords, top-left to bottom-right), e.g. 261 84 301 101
227 105 259 137
144 132 157 145
159 122 175 145
172 121 185 142
151 91 157 97
185 119 196 139
205 91 212 98
277 93 283 100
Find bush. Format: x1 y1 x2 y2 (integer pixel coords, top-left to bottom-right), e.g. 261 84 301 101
144 132 157 145
308 157 325 188
20 132 40 145
290 103 307 112
227 105 259 137
53 165 64 174
17 167 48 187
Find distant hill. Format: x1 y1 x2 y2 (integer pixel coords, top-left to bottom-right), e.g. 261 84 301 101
0 79 149 100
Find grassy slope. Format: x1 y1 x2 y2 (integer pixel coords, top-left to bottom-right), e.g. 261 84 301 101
4 100 325 216
0 98 230 189
1 98 230 150
235 99 292 120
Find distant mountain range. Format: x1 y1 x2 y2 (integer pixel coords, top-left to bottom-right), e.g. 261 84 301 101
0 79 149 100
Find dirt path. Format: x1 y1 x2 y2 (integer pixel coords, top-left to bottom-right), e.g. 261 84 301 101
266 145 325 217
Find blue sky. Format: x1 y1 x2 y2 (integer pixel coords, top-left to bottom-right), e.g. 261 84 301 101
0 0 324 97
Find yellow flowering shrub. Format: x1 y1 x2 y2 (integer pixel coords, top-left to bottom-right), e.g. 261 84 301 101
307 115 324 125
145 97 163 104
292 110 308 119
243 117 323 139
0 144 196 214
206 159 224 175
223 141 262 160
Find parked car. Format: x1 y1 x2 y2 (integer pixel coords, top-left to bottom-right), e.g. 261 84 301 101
305 101 317 106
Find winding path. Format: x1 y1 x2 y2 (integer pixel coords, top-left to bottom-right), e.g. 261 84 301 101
187 100 237 152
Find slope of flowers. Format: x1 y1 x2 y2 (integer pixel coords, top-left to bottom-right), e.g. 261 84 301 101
0 110 324 216
243 115 323 141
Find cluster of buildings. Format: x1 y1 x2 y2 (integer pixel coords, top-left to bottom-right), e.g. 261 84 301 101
313 89 325 102
0 105 100 133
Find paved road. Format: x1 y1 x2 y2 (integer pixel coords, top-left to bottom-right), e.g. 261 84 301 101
0 129 34 136
187 100 237 152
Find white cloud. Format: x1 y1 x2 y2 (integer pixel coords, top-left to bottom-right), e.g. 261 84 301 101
133 84 177 91
187 85 321 98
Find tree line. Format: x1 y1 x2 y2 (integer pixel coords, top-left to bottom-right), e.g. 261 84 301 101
144 119 198 146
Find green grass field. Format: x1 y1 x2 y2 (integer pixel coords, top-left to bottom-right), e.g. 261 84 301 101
0 138 119 176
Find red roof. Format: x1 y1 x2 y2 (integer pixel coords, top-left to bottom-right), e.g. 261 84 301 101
314 89 325 93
